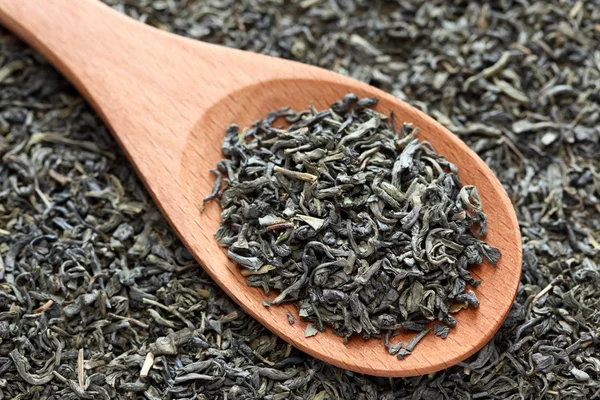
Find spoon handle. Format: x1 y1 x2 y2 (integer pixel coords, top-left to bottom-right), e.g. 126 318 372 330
0 0 142 105
0 0 244 111
0 0 252 180
0 0 306 144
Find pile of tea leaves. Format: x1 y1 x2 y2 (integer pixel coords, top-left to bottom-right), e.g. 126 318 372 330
1 0 599 399
205 94 501 355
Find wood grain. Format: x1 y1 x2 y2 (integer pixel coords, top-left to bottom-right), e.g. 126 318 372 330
0 0 522 377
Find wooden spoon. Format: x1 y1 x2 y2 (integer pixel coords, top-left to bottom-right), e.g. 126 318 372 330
0 0 522 377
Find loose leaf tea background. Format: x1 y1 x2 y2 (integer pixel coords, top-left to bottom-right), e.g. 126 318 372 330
1 1 599 399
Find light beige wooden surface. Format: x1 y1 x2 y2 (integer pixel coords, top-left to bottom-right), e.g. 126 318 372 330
0 0 522 377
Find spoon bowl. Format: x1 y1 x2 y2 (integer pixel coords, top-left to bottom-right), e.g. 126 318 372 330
0 0 522 377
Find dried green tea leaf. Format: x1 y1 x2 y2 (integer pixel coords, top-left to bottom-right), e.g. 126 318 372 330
295 214 326 230
305 324 319 338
